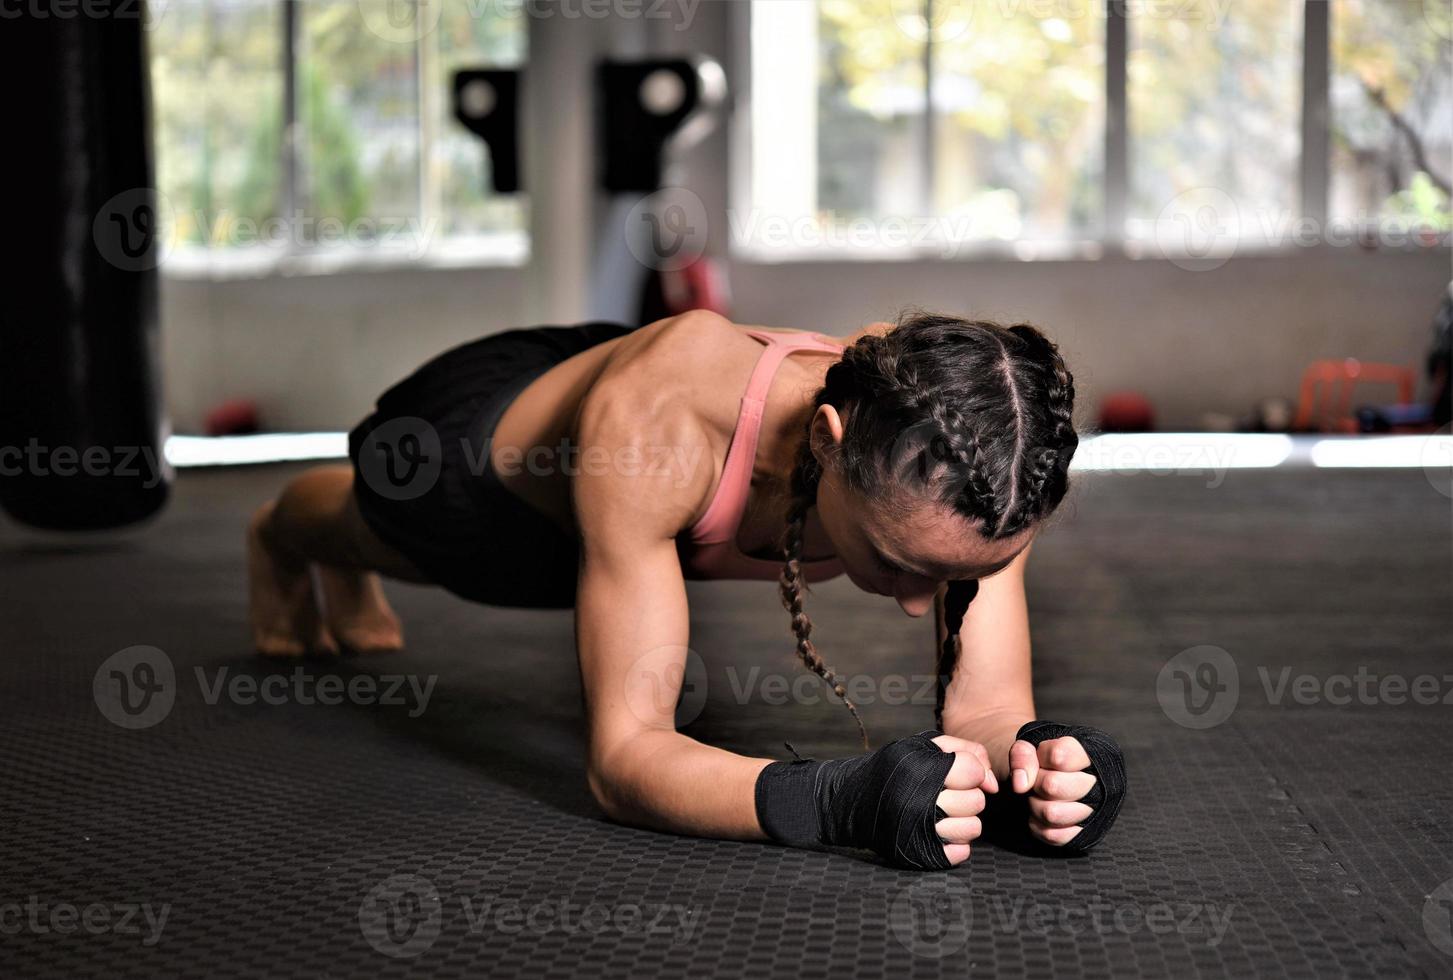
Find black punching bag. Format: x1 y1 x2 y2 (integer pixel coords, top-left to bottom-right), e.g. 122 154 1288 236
0 8 171 529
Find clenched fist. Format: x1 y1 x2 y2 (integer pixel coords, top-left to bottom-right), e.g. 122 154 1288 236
928 734 999 865
1005 720 1127 853
1009 733 1098 847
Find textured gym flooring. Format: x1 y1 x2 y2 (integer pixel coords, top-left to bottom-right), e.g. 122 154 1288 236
2 461 1451 978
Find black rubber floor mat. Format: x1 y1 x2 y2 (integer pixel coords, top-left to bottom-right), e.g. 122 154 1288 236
1 464 1450 978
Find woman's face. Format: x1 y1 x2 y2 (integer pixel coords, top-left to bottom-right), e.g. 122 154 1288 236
810 407 1033 617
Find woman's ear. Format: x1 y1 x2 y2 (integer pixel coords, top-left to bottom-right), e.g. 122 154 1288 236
808 405 845 465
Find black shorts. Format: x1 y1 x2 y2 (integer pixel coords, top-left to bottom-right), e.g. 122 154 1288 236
348 321 636 609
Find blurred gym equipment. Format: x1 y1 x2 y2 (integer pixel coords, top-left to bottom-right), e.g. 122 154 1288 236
1 15 170 530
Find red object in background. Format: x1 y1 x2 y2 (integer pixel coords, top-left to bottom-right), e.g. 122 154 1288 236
638 256 731 323
1292 359 1416 433
204 399 260 436
1099 391 1156 433
660 257 730 316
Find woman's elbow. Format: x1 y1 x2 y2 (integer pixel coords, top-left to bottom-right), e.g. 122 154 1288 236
586 725 671 823
586 764 628 822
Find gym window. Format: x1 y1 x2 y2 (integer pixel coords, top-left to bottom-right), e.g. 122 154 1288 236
150 0 527 275
738 0 1451 261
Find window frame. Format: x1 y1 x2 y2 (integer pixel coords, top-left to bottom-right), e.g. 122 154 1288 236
160 0 528 281
731 0 1444 264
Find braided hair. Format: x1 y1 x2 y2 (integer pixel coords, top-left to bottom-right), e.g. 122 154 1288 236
776 312 1079 746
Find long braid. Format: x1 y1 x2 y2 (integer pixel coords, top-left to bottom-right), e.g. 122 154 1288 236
917 394 1005 727
778 437 869 749
934 579 979 729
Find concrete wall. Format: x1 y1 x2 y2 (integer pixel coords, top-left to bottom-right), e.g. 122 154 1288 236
161 266 531 432
730 247 1452 430
160 246 1451 433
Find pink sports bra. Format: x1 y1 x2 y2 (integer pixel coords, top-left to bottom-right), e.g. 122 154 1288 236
676 329 848 582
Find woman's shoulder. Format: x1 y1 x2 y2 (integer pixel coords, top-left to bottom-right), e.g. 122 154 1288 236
577 312 757 445
646 311 890 354
643 310 754 357
591 310 888 414
570 313 747 537
596 312 762 400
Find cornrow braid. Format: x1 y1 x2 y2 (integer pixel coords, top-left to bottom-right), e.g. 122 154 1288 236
836 334 926 418
778 436 869 749
998 325 1077 535
1009 324 1076 443
999 446 1058 537
920 392 1002 535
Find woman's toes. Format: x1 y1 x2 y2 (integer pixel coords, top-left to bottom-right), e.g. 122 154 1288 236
253 633 308 659
328 621 405 655
316 568 406 654
247 504 328 658
308 618 342 657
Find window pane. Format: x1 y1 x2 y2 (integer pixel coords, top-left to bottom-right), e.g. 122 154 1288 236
747 0 820 243
151 0 283 249
433 0 528 242
817 0 927 223
933 0 1103 241
1331 0 1452 235
300 1 421 248
1127 0 1301 239
749 0 1102 254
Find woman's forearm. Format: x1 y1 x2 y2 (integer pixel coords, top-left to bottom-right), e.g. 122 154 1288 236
932 551 1037 780
589 728 772 840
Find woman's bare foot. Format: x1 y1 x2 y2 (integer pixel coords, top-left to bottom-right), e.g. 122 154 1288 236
248 502 338 658
316 566 405 654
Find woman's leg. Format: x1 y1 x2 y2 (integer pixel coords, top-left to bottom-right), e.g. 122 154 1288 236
248 464 424 656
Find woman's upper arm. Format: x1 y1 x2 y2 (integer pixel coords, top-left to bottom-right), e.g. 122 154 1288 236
569 376 715 773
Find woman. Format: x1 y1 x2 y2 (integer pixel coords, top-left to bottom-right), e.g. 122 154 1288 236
247 310 1126 871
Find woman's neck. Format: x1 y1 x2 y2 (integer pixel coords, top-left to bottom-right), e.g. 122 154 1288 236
765 321 887 485
746 354 840 562
759 356 834 490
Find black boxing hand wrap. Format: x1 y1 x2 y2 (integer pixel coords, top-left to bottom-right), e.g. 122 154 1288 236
754 731 956 871
1016 720 1127 853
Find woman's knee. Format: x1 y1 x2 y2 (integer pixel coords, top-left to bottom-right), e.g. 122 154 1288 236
263 463 427 581
263 466 356 557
